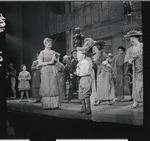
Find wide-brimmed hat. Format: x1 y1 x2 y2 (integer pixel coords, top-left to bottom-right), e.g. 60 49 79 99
63 55 70 60
83 38 96 48
77 46 89 54
124 30 142 38
75 27 81 31
108 53 113 57
71 49 77 54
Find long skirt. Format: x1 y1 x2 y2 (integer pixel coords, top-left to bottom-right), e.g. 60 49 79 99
39 65 60 109
115 73 124 100
132 71 143 102
97 70 115 100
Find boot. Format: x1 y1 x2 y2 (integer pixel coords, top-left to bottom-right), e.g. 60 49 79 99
133 101 139 108
85 98 92 115
78 99 86 113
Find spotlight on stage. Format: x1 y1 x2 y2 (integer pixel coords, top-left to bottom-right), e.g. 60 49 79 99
0 13 6 33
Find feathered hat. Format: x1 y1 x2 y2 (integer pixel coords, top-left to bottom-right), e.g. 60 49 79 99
124 30 142 38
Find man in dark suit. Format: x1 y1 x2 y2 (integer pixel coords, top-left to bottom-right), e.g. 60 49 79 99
73 27 84 48
71 50 79 94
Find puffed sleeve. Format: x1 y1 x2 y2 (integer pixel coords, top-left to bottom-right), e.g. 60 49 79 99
124 48 132 63
38 51 44 62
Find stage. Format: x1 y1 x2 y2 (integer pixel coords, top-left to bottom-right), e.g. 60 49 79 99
7 98 144 140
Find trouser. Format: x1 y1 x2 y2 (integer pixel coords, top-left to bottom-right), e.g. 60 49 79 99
72 76 79 93
68 86 73 101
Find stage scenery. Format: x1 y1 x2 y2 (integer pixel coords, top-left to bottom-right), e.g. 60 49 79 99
0 1 145 140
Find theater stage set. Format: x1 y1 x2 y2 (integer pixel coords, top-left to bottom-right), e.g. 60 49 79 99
7 96 144 140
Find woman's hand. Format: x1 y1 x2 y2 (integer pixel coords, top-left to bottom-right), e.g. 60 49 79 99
128 59 133 64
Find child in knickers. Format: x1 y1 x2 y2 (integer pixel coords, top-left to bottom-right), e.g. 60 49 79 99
76 47 93 115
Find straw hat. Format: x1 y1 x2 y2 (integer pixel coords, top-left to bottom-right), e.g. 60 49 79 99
75 27 81 32
108 53 113 57
124 30 142 38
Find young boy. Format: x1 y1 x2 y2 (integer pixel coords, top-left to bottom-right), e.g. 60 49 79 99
76 47 93 115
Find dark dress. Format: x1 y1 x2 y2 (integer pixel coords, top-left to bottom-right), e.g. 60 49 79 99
31 59 41 100
113 53 130 100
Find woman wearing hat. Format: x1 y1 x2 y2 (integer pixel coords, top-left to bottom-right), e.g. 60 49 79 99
37 37 60 110
112 46 130 101
92 40 114 105
124 30 143 108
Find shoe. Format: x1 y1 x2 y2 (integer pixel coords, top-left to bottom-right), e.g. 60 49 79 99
34 100 40 103
17 99 22 102
132 102 139 108
94 100 101 106
44 108 50 110
85 108 92 115
113 98 117 102
78 106 86 113
78 109 86 113
108 100 113 105
67 100 71 103
28 99 31 102
129 99 133 101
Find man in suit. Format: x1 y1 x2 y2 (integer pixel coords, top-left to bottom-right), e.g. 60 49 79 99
71 50 79 95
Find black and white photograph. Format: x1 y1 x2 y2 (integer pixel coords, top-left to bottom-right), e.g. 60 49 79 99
0 1 149 141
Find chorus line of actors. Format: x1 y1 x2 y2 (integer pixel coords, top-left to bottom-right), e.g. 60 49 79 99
8 29 142 114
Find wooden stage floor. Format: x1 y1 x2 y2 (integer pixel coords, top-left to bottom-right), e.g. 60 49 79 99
7 97 143 126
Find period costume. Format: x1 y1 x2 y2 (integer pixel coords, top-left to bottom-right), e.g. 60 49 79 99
113 53 130 100
38 50 60 109
93 50 108 101
76 46 94 114
64 62 74 101
18 71 31 91
124 30 143 107
77 59 92 100
31 59 41 102
124 42 143 102
71 57 79 93
55 61 65 100
96 59 115 101
73 27 84 48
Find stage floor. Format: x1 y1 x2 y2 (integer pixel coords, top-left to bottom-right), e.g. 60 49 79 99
7 98 143 126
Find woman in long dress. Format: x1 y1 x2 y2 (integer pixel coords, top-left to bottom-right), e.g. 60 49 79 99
96 55 115 105
38 37 60 110
124 30 143 108
92 40 110 105
113 46 129 101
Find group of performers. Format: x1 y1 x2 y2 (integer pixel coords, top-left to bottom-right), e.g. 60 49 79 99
6 29 143 115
